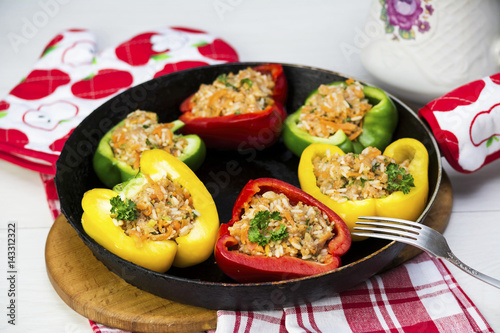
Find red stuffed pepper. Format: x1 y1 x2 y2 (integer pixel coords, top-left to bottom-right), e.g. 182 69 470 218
214 178 351 283
179 64 287 150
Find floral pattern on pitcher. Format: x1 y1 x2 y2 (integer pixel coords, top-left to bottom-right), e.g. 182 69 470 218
380 0 434 40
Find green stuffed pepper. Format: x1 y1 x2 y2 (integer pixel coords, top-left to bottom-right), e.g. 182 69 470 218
283 79 397 155
94 110 206 188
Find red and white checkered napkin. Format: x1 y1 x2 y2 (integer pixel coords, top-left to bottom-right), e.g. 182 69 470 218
419 73 500 173
0 27 238 174
216 253 493 333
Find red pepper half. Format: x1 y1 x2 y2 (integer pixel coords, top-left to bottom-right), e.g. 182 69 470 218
214 178 351 283
179 64 288 150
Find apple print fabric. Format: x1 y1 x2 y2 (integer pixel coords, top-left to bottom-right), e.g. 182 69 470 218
0 27 238 174
419 73 500 173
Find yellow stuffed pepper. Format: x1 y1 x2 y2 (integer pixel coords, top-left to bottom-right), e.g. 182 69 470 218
298 138 429 241
81 149 219 272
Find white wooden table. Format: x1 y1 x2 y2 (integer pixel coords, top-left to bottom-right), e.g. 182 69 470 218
1 1 499 332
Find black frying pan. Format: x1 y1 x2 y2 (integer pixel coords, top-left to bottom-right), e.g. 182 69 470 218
55 63 442 310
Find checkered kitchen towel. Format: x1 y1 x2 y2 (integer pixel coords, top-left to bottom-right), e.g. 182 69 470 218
215 253 492 333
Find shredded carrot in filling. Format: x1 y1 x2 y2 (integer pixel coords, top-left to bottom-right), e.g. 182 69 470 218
297 80 372 140
228 191 334 263
190 67 275 117
110 110 188 170
111 175 197 245
313 147 412 202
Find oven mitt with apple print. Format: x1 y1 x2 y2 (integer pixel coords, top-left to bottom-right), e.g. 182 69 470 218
419 73 500 173
0 27 239 174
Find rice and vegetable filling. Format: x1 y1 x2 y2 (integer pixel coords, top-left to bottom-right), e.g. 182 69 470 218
190 67 276 117
110 110 188 170
313 147 415 202
228 191 335 264
297 80 372 140
110 174 197 244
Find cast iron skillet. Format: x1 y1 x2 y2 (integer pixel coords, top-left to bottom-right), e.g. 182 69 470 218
55 62 442 311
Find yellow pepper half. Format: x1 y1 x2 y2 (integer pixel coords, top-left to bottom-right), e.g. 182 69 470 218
81 149 219 272
298 138 429 241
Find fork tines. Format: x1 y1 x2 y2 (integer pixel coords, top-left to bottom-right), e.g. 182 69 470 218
352 216 422 240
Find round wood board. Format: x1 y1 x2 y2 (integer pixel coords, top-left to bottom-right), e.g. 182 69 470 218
45 173 452 333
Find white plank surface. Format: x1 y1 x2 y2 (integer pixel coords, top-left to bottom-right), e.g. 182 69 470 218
0 1 499 332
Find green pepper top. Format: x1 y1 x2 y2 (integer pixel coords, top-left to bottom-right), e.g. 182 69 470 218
283 80 398 156
93 110 206 188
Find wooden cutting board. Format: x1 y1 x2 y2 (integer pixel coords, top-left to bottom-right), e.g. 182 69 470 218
45 173 452 333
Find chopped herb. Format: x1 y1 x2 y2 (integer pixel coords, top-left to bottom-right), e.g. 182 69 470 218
110 196 137 221
371 162 380 172
270 224 288 242
385 163 415 194
216 73 237 89
234 110 241 115
146 138 158 149
217 73 227 84
240 78 253 88
248 210 288 247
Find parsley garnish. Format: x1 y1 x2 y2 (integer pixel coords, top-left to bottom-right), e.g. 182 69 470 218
217 73 237 89
217 73 228 84
240 78 253 88
247 210 288 247
385 163 415 194
110 196 137 221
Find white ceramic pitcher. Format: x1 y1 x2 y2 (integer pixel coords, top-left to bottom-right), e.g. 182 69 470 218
360 0 500 104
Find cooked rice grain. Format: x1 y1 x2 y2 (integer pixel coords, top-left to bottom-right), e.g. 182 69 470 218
190 67 275 117
228 191 334 263
313 147 411 202
113 175 196 244
110 110 188 170
297 80 372 140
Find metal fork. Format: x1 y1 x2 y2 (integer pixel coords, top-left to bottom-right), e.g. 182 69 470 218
353 216 500 289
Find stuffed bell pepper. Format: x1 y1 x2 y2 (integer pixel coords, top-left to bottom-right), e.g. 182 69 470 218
82 149 219 273
214 178 351 283
94 110 206 188
283 79 397 156
298 138 429 241
179 64 288 150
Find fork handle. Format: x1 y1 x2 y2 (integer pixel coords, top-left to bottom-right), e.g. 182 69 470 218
444 252 500 289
